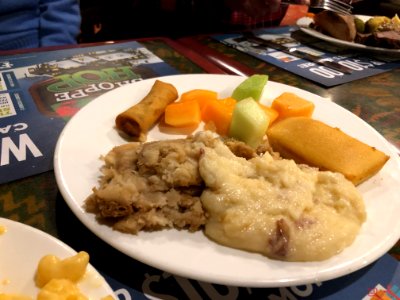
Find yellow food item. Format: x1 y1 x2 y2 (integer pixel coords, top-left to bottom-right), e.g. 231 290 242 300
37 279 88 300
0 233 113 300
365 16 391 32
0 225 6 234
35 252 89 288
393 14 400 26
0 294 32 300
267 117 390 185
199 138 366 261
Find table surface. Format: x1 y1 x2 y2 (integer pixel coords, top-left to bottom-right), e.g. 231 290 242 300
0 33 399 298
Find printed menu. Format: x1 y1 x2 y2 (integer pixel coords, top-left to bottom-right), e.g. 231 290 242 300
213 26 400 87
0 41 180 184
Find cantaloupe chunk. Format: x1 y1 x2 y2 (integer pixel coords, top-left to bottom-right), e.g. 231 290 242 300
180 89 218 110
271 92 315 122
164 100 201 127
202 97 236 136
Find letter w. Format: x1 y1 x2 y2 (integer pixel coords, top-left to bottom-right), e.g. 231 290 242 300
1 134 43 166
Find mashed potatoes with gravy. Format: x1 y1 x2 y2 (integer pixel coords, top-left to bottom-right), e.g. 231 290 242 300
199 141 366 261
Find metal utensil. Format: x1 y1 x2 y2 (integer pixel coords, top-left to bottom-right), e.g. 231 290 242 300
282 0 353 15
242 32 353 74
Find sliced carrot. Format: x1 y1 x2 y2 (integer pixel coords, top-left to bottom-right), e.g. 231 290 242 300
164 100 201 127
201 97 236 121
271 92 315 122
158 116 198 135
219 97 237 108
258 103 279 124
202 98 236 136
180 89 218 110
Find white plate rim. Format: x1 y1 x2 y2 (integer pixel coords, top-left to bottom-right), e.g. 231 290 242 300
297 15 400 55
54 73 400 288
0 217 115 297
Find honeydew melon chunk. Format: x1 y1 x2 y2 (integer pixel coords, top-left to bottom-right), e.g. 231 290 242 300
231 74 268 101
228 97 270 148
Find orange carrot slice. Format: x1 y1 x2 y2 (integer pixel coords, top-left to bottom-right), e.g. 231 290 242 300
219 97 237 108
202 98 237 136
180 89 218 110
271 92 315 122
164 100 201 127
158 116 199 135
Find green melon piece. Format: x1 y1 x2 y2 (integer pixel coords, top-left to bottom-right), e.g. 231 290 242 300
231 74 268 102
228 97 270 148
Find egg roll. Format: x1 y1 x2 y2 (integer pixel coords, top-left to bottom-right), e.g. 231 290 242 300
267 117 390 185
116 80 178 141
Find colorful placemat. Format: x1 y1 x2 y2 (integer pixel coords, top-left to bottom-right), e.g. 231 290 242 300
213 26 400 87
0 41 180 184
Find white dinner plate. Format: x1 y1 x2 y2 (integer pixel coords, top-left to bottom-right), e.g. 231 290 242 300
0 217 115 298
297 15 400 57
54 74 400 288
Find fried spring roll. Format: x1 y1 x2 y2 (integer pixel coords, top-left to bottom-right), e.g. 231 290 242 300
115 80 178 141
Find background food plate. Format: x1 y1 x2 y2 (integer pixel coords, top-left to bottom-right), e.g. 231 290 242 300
297 15 400 57
54 74 400 288
0 217 114 297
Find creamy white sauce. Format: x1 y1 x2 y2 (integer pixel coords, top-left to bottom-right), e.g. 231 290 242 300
199 142 366 262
